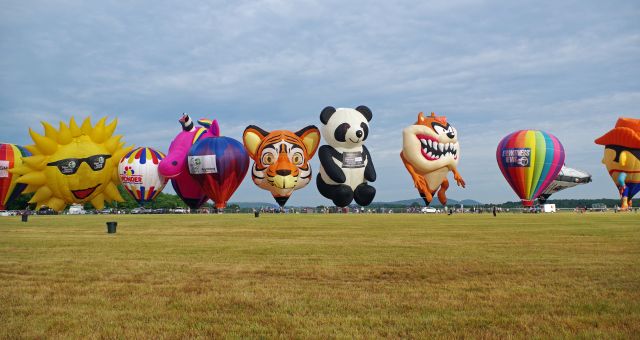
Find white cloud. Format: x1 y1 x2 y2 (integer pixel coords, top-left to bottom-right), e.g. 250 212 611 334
1 0 639 204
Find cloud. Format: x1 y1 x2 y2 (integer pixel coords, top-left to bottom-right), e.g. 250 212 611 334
1 0 639 205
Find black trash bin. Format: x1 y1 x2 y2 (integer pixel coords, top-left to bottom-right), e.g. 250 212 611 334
21 214 28 222
254 211 260 218
106 221 117 234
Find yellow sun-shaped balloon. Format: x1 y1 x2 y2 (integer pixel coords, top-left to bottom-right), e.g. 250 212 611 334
10 116 131 211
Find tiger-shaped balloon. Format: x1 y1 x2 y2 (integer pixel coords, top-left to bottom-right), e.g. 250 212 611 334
243 125 321 207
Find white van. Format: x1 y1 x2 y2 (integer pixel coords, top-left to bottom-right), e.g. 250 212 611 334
68 204 86 215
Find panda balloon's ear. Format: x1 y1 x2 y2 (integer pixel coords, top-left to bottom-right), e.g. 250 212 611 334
320 106 336 125
295 125 321 158
356 105 372 122
243 125 269 159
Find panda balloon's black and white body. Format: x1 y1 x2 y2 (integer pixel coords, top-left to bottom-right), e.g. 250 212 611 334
316 106 377 207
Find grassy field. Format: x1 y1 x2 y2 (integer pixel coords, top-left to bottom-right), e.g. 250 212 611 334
1 212 639 338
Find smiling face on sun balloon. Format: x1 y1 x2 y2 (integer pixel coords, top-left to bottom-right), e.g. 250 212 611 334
11 117 131 211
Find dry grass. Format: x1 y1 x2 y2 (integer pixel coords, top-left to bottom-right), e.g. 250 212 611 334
1 212 639 338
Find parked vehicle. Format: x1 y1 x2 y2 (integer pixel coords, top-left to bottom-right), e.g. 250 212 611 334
421 207 439 214
36 207 57 215
131 207 150 214
68 204 86 215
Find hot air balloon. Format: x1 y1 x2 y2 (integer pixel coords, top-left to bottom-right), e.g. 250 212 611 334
595 117 640 210
118 147 168 205
10 117 131 211
188 135 249 211
0 143 31 210
158 114 218 209
242 125 320 208
538 165 592 204
496 130 565 207
400 112 465 206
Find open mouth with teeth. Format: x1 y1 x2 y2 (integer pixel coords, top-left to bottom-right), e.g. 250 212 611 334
416 134 458 161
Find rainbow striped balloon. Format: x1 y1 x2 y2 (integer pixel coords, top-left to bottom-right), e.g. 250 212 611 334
118 147 168 204
0 143 31 210
496 130 565 207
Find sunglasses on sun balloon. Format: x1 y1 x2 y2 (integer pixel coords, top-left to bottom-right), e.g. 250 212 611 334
46 154 112 175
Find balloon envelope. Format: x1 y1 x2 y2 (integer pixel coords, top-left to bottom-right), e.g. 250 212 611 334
0 143 30 209
188 136 249 209
10 117 130 211
538 165 591 203
159 116 219 210
594 117 640 210
242 126 321 208
496 130 565 207
119 147 168 205
170 175 209 209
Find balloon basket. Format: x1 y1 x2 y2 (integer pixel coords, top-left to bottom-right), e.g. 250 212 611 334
521 200 534 208
106 221 117 234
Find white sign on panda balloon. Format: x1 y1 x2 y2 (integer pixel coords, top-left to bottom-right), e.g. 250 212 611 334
316 106 377 207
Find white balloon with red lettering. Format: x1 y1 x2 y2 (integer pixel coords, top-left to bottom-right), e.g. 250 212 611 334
118 147 168 205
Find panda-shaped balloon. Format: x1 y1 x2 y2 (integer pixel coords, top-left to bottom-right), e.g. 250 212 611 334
316 106 376 207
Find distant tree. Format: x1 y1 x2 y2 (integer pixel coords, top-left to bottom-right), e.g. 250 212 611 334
6 193 34 210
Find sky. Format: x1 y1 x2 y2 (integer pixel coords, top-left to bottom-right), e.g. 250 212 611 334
1 0 639 206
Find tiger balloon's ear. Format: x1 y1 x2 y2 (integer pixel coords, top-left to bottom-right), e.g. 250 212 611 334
243 125 269 159
295 125 321 158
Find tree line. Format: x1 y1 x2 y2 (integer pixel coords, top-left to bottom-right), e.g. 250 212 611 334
5 187 622 211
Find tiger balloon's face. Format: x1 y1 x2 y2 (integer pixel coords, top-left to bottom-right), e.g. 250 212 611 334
403 112 460 173
243 125 320 205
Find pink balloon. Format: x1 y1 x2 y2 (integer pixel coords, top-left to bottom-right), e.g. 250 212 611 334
159 114 220 209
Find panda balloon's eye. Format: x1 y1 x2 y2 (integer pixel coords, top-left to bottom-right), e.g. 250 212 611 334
334 123 351 142
360 122 369 141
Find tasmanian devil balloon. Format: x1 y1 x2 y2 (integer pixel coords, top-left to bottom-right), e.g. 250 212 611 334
400 112 465 206
496 130 565 207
